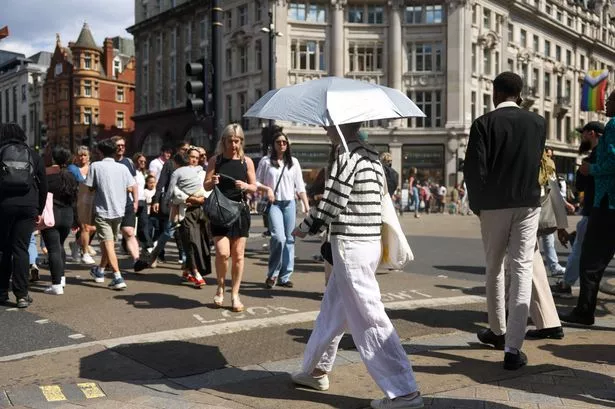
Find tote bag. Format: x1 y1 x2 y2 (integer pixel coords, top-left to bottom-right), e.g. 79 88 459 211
36 192 55 230
204 186 243 228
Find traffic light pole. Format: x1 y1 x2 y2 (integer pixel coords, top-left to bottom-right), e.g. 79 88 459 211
268 11 274 129
212 0 223 147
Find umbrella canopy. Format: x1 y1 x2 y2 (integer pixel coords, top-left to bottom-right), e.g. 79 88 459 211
244 76 425 127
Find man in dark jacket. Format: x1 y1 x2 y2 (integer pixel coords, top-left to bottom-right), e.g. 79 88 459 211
0 123 48 308
464 72 546 370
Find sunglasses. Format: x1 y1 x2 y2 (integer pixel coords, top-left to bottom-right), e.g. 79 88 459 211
275 140 288 145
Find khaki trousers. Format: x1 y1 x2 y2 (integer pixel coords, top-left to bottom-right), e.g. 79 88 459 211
529 243 562 329
480 207 540 350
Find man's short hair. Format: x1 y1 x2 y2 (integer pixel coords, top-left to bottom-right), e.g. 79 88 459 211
493 72 523 97
175 140 189 151
380 152 392 164
160 144 172 153
97 139 117 157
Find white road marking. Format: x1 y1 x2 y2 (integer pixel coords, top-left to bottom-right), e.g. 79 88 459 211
0 295 485 362
68 334 85 339
193 314 206 323
437 275 448 278
410 290 432 298
35 319 50 324
5 308 18 311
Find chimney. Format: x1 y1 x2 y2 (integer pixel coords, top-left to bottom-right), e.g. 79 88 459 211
104 37 114 77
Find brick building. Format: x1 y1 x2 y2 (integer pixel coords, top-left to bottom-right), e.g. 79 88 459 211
43 23 136 151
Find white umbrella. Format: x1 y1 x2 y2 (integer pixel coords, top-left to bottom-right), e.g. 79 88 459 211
244 76 425 152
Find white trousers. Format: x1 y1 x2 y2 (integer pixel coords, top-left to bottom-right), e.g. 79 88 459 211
480 207 540 350
301 238 418 399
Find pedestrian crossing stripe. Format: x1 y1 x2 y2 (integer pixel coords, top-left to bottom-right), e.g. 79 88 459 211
77 382 106 399
39 383 106 401
40 385 66 402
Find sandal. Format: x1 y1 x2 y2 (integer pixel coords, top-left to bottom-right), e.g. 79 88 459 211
213 286 224 307
231 296 244 313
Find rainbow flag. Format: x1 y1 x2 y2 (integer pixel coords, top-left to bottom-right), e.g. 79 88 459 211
581 70 609 112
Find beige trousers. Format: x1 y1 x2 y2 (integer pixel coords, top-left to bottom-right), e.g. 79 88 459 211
480 207 540 350
529 243 562 329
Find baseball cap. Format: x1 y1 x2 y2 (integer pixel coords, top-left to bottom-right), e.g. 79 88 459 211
576 121 604 135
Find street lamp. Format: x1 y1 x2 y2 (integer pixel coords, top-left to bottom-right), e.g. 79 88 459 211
446 132 459 187
261 11 282 128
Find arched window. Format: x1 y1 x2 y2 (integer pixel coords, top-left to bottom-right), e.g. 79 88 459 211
141 132 163 156
185 125 210 150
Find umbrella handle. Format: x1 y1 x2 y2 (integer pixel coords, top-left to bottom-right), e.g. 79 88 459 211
334 123 350 153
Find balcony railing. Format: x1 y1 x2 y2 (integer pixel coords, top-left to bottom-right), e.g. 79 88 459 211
556 96 571 106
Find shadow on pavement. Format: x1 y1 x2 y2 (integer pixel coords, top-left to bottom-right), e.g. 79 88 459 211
237 281 325 302
286 328 355 350
539 343 615 365
433 265 485 275
114 293 206 310
388 307 488 334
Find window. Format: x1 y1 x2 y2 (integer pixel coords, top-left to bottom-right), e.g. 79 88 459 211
408 42 443 72
556 11 562 22
157 33 163 55
156 0 161 12
255 1 262 22
507 58 514 72
532 68 539 90
544 72 551 98
367 5 383 24
226 94 232 122
238 4 247 26
566 49 572 66
239 46 247 74
533 35 539 52
567 16 573 27
4 90 8 122
116 111 125 129
556 75 563 97
545 4 552 15
425 5 442 24
143 39 149 60
224 10 232 32
84 107 92 124
434 43 443 71
170 55 176 82
544 40 550 57
116 87 124 102
472 44 477 72
410 90 442 128
289 2 306 20
255 40 262 70
156 60 162 85
555 45 561 61
21 115 26 133
291 40 326 71
347 6 364 23
545 111 551 138
226 49 232 76
239 91 247 127
84 80 92 97
349 43 383 72
306 4 326 22
184 23 191 47
483 9 491 29
483 48 492 75
508 23 514 42
200 18 207 41
483 94 491 114
84 53 91 69
565 79 572 98
21 84 26 101
405 6 422 24
472 4 477 24
471 91 476 122
495 51 500 74
415 43 433 71
580 55 585 70
520 29 527 47
114 59 121 77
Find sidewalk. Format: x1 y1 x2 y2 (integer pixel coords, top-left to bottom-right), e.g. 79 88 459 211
2 317 613 409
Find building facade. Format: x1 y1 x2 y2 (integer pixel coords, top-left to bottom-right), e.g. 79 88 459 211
0 50 51 148
43 24 136 152
130 0 615 185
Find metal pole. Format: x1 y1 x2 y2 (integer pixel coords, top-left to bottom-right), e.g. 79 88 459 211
68 67 74 151
212 0 224 147
268 11 274 129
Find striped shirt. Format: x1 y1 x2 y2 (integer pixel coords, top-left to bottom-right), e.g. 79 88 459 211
298 141 385 240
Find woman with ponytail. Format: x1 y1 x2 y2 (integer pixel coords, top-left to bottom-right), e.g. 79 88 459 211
41 146 79 295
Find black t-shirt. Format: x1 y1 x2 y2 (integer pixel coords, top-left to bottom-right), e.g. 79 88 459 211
117 157 136 205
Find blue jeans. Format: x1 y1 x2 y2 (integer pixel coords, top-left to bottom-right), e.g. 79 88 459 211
267 200 295 283
563 216 588 286
150 219 179 261
28 233 37 265
412 187 419 216
540 232 565 275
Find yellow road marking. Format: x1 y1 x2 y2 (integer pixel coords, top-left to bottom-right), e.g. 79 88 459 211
40 385 66 402
78 382 106 399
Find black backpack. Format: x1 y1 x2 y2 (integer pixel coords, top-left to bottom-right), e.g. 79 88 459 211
0 143 35 193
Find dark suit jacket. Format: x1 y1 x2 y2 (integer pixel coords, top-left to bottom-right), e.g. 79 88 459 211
463 103 546 213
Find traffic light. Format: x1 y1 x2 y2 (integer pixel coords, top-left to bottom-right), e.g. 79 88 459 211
185 58 206 115
40 123 48 148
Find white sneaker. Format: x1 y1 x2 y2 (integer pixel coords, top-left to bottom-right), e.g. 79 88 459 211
44 284 64 295
61 276 66 288
69 241 80 260
87 245 97 256
81 253 96 265
370 393 424 409
291 371 329 391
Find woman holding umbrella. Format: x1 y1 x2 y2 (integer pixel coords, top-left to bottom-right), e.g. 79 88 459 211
256 130 309 289
204 124 257 312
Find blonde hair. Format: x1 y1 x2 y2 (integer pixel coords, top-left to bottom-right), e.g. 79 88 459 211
380 152 393 164
76 145 90 156
216 123 245 160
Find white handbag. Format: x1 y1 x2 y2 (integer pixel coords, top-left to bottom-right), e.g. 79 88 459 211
380 173 414 269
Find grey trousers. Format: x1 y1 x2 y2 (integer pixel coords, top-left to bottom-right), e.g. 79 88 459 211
480 207 540 350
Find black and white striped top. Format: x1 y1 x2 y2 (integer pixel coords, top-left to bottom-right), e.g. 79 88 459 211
298 141 385 240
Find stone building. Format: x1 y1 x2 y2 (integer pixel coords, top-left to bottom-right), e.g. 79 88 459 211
129 0 615 184
0 50 51 148
43 23 136 151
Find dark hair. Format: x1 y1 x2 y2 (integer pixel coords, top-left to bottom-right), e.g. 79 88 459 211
97 139 117 157
261 125 284 156
52 146 71 168
269 131 293 169
173 152 189 167
161 144 172 153
493 72 523 97
145 174 156 183
175 140 189 152
0 123 27 147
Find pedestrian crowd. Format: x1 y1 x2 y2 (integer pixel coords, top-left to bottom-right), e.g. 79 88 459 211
1 71 614 409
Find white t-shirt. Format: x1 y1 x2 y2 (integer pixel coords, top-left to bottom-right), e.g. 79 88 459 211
135 171 146 203
149 157 165 182
438 186 447 196
256 156 306 201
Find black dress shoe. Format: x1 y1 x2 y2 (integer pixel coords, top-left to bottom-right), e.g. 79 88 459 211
265 277 276 289
526 326 564 340
477 328 505 350
504 350 527 370
558 309 595 326
277 280 294 288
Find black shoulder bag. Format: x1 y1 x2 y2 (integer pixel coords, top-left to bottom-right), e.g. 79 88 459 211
262 164 286 217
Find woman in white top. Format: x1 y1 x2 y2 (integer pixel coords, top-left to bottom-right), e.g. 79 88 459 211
133 152 154 252
257 131 309 288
